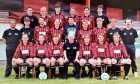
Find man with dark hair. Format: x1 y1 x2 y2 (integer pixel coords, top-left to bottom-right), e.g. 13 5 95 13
50 4 66 28
2 19 20 78
21 6 38 28
80 6 95 30
19 17 34 42
122 18 138 77
64 17 78 41
94 5 109 27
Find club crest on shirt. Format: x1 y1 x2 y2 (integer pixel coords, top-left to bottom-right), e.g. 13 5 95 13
123 33 127 35
130 32 133 35
8 33 12 35
73 47 77 49
31 19 34 22
15 33 18 36
67 47 70 49
110 33 113 35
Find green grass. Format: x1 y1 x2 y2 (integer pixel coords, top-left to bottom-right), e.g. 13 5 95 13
0 60 140 84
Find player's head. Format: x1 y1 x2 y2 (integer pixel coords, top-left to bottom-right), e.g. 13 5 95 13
70 7 76 16
96 17 103 28
84 6 90 16
53 34 60 44
54 19 61 28
55 3 61 14
125 18 132 28
97 5 103 14
10 19 16 28
82 20 88 30
38 17 45 26
24 17 30 26
97 34 104 42
38 34 45 44
110 18 117 28
27 6 33 16
22 33 29 43
40 6 47 16
83 34 90 45
68 34 75 43
68 17 74 25
113 33 121 43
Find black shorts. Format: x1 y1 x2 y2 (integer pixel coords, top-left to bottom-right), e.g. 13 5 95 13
68 57 75 63
51 56 61 60
116 58 123 63
21 57 29 63
98 57 105 60
37 56 45 62
81 57 93 62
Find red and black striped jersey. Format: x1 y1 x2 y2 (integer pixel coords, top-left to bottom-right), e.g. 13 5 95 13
50 27 64 42
14 42 34 58
50 13 66 28
48 42 64 58
93 27 107 43
79 15 95 30
93 42 109 59
33 43 49 58
77 29 93 44
40 16 51 28
34 25 50 41
109 43 128 59
79 43 94 59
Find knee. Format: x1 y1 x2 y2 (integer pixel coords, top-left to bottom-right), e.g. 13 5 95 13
111 58 117 64
58 58 64 65
50 58 56 65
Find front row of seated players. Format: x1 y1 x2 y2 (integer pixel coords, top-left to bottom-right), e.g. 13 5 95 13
12 33 131 80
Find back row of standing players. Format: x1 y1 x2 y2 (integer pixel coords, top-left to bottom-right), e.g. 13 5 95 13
20 5 110 43
3 4 138 80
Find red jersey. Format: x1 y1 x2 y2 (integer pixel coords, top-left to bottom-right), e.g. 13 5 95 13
50 13 66 28
77 29 93 44
79 43 94 59
66 15 81 26
109 43 128 59
48 42 64 58
93 42 109 59
33 43 49 58
34 25 50 41
50 27 64 42
93 27 107 43
80 15 95 30
14 42 34 58
40 16 51 28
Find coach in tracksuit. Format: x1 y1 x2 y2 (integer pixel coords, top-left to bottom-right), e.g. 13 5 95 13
63 34 80 79
122 18 138 77
2 19 20 78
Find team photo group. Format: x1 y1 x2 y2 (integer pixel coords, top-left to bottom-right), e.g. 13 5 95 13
2 4 138 80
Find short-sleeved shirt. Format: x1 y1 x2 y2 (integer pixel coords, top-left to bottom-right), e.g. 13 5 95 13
20 15 39 28
106 28 122 43
19 27 34 42
63 41 79 59
121 28 138 44
64 24 79 40
2 29 20 45
94 14 110 27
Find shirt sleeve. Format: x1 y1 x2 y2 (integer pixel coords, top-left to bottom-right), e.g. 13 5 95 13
2 30 7 39
14 44 21 58
133 29 138 38
121 43 128 58
63 43 67 50
77 43 80 51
